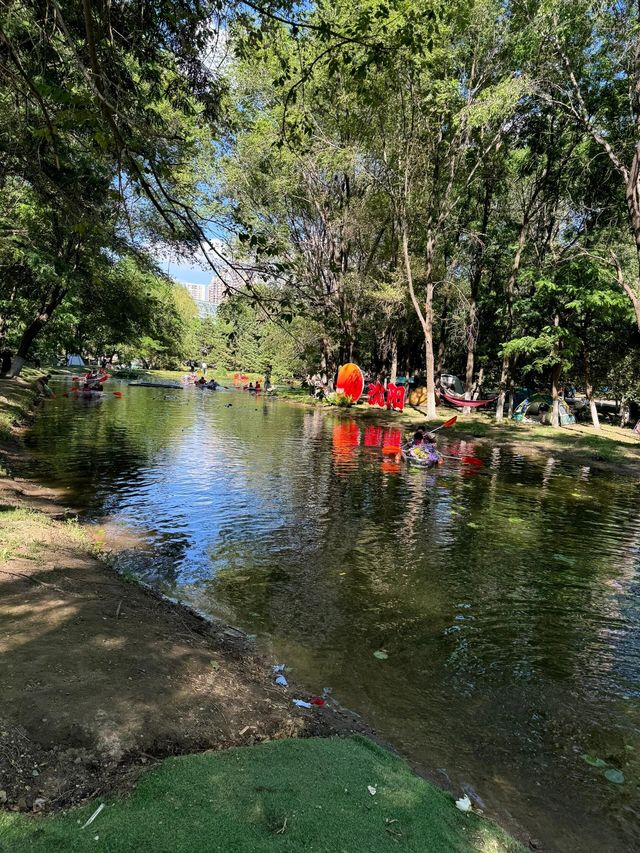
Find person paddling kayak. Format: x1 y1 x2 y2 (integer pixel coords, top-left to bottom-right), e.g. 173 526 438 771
403 429 442 466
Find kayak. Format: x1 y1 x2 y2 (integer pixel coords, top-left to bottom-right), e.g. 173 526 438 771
68 389 103 400
401 446 441 468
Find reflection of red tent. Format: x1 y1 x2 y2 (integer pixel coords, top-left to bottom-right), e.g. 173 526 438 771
383 427 402 447
332 422 360 461
441 391 497 409
363 426 384 447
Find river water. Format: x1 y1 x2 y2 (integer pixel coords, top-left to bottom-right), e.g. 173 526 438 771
26 382 640 851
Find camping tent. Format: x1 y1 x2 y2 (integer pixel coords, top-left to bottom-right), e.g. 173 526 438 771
512 393 575 426
66 354 84 366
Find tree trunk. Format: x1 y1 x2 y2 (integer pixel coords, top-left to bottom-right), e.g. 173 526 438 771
496 219 528 421
620 398 629 428
436 295 448 375
401 223 436 418
584 349 600 429
320 337 329 374
495 354 510 421
389 333 398 384
0 315 8 351
507 377 516 418
550 310 562 428
7 285 66 377
464 181 491 414
424 281 436 418
463 295 477 415
551 362 562 427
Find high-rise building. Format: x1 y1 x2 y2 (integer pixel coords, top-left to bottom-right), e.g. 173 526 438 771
181 282 206 302
208 275 226 306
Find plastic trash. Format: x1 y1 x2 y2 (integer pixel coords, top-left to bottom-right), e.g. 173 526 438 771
275 675 288 687
81 803 105 829
367 785 377 796
293 699 312 709
310 697 325 706
272 664 286 673
455 795 472 813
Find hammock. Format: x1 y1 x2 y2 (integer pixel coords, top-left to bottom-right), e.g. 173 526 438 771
441 391 497 409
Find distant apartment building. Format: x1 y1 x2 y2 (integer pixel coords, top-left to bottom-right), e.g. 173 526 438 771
177 280 215 318
208 265 245 306
181 282 206 303
208 275 226 307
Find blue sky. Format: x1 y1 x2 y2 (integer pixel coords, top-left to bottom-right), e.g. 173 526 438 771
163 258 211 285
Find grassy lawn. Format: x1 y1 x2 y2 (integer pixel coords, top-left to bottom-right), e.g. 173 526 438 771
0 375 41 441
0 736 524 853
439 413 640 466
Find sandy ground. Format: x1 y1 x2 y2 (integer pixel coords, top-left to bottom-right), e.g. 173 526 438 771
0 474 357 814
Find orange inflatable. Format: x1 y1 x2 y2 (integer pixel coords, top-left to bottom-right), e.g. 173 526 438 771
336 363 364 402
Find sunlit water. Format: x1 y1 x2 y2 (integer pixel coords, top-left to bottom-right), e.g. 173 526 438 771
26 381 640 851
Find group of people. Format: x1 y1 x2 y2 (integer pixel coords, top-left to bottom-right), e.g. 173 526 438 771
305 372 333 399
404 428 442 466
70 368 109 396
187 359 210 376
194 376 219 390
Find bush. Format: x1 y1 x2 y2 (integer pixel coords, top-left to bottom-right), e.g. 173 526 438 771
326 392 354 407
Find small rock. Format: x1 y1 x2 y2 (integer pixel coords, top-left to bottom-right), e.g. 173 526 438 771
0 790 7 804
33 798 46 812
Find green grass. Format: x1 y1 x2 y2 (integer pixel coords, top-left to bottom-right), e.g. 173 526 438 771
443 414 639 465
0 377 41 440
0 736 523 853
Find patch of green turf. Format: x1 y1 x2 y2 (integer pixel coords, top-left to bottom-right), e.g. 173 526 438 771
0 736 524 852
0 377 41 439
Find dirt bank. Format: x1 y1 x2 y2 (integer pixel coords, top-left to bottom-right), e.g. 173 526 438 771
0 484 361 814
0 383 358 815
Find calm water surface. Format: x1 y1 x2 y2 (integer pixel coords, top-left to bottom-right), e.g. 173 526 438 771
28 382 640 851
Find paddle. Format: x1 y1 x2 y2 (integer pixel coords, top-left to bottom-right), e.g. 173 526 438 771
431 415 457 433
441 454 483 467
428 417 483 465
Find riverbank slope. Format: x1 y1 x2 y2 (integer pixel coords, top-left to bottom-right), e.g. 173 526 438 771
0 377 525 851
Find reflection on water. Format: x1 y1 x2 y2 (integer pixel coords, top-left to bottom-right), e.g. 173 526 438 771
28 384 640 851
